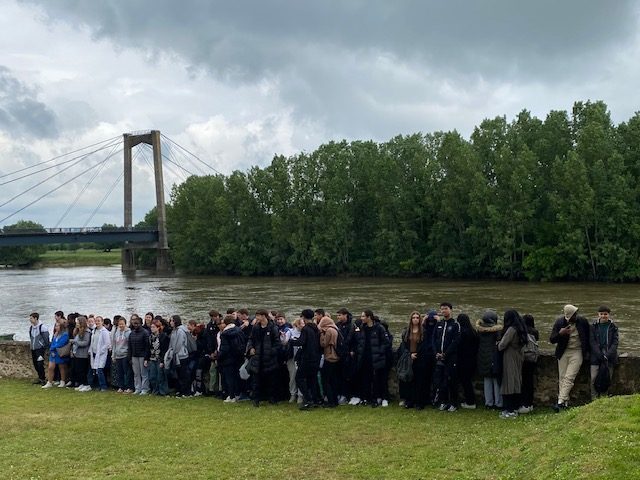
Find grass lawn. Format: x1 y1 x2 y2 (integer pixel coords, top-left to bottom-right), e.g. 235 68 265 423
0 379 638 479
37 249 121 267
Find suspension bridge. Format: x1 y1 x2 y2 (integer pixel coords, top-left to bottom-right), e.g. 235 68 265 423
0 130 219 271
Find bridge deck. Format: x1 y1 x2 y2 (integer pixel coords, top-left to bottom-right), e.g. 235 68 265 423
0 229 159 247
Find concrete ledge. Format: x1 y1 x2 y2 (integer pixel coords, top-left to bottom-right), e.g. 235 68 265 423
2 341 637 405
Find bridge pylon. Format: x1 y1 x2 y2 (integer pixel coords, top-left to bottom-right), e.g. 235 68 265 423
122 130 171 272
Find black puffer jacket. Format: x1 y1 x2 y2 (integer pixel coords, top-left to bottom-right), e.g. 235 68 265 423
458 325 479 375
476 319 502 377
290 323 321 373
354 322 390 371
218 325 244 368
247 321 280 373
128 327 150 360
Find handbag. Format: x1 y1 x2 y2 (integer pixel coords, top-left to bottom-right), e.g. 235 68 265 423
56 341 71 358
239 359 250 380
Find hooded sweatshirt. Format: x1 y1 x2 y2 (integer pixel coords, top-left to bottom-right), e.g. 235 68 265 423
112 328 131 359
318 316 339 363
29 321 50 350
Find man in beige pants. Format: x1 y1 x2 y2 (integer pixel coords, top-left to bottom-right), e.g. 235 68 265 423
549 304 590 412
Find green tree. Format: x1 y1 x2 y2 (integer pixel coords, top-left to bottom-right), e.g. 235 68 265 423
0 220 47 266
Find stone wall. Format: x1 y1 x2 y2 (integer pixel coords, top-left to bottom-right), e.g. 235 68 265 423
1 341 638 405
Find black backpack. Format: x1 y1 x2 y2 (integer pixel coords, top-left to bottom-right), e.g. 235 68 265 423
333 329 348 360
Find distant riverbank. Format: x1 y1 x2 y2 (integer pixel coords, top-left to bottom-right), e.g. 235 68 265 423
34 249 121 268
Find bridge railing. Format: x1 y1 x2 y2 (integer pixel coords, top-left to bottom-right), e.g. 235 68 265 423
0 226 158 236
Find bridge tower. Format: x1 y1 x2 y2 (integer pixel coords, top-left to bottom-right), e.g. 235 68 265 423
122 130 171 272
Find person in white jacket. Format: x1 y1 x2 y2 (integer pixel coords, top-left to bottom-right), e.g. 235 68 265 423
82 316 111 392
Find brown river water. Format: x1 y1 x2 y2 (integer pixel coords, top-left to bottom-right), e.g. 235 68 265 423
2 266 638 353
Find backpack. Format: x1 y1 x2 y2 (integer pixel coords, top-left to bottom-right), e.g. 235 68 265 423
333 329 348 360
396 346 413 383
522 333 539 363
594 361 611 394
186 332 197 354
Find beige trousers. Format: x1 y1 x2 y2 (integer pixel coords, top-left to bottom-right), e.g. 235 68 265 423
558 348 583 404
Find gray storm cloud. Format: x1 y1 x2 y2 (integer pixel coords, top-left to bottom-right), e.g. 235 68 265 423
0 66 59 138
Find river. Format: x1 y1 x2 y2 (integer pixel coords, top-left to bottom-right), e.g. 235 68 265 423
1 266 638 353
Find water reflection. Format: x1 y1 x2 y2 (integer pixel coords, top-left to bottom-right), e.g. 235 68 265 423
1 267 637 353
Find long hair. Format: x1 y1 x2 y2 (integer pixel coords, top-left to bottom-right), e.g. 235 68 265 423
74 316 88 337
457 314 477 337
407 311 423 343
503 309 528 345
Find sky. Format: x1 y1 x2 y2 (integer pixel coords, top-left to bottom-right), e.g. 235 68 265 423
1 0 639 228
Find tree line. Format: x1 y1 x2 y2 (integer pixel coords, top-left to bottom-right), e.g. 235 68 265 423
159 101 640 281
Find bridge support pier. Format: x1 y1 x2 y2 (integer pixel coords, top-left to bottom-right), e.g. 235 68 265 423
122 247 136 272
122 130 171 273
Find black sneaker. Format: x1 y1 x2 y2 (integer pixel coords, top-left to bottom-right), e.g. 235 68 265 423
299 403 312 411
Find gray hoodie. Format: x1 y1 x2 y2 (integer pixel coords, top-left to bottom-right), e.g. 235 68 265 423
112 328 131 360
72 330 91 359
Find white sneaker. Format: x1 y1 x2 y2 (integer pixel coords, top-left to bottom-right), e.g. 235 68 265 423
381 399 389 407
140 391 149 396
460 403 476 409
447 405 458 412
74 385 84 391
338 396 347 405
349 397 361 406
399 400 405 407
79 386 92 392
223 396 232 403
229 397 238 403
517 406 531 414
42 382 54 389
58 381 68 388
53 381 60 386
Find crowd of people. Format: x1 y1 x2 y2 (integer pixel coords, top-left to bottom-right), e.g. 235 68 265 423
27 302 619 419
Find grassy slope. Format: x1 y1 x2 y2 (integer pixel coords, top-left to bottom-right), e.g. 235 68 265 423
37 249 121 267
0 379 638 480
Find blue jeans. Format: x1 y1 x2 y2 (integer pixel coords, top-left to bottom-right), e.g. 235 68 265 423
149 360 168 395
95 368 107 391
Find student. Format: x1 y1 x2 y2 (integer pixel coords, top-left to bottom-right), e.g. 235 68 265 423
84 316 111 392
354 309 390 408
290 309 322 410
42 320 70 388
550 304 590 411
148 319 170 396
433 302 460 412
204 310 221 395
314 309 325 324
286 317 304 403
274 312 293 401
192 323 211 396
335 308 356 405
421 310 439 406
589 305 619 399
457 314 479 409
476 310 503 409
129 315 151 395
318 315 340 408
246 309 280 407
112 317 132 393
70 316 91 390
167 315 191 397
217 314 244 402
520 314 539 413
399 311 430 410
497 310 527 419
143 312 154 333
28 312 49 385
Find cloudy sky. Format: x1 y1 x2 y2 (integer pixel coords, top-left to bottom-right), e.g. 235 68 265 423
1 0 639 227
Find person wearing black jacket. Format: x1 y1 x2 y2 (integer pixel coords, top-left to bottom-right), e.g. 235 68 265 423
549 304 590 411
246 309 280 407
457 314 479 409
148 319 169 396
432 302 461 412
589 305 619 399
520 314 539 413
335 308 355 404
353 309 390 408
128 316 151 395
218 315 245 402
290 309 322 410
